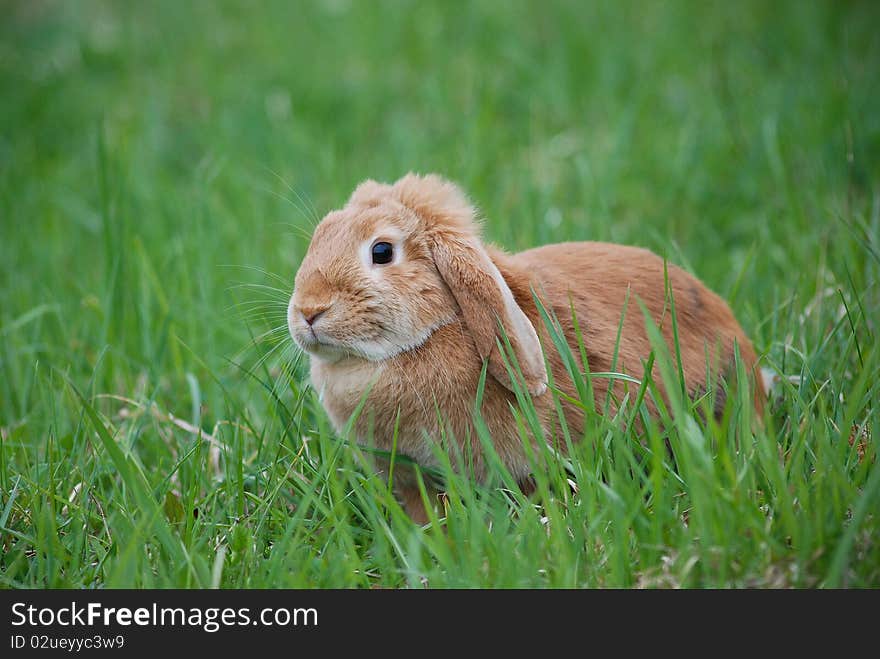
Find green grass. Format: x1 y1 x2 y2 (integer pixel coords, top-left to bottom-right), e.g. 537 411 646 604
2 0 879 588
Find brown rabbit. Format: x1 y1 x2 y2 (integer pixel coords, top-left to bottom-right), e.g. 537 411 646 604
288 173 763 523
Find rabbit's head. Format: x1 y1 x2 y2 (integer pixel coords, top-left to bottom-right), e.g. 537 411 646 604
288 173 547 393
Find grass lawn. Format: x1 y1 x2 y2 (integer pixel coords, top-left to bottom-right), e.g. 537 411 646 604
1 0 878 588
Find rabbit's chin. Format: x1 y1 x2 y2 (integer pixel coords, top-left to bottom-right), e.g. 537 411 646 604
299 341 351 363
291 331 353 363
297 336 407 364
291 329 388 364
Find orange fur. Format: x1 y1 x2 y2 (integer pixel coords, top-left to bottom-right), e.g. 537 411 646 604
288 173 763 522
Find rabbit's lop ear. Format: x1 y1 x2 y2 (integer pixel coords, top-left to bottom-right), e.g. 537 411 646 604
393 173 547 395
430 235 548 396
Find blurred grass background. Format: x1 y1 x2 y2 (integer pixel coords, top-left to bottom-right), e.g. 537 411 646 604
1 0 878 587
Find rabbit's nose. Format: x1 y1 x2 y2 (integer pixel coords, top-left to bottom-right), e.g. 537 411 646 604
297 303 330 326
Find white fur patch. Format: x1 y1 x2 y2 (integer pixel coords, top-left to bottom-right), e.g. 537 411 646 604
760 367 802 395
354 314 458 361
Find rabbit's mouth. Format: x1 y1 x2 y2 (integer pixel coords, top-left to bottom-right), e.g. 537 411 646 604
288 295 348 360
293 325 343 355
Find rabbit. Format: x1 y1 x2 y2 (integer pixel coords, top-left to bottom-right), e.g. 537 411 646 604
287 173 763 524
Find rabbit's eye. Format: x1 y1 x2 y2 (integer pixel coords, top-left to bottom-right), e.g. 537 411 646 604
371 242 394 265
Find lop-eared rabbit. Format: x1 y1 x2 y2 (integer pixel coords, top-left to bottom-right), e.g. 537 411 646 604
288 174 762 523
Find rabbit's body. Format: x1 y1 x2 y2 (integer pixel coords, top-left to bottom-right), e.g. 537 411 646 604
289 174 762 523
507 241 759 418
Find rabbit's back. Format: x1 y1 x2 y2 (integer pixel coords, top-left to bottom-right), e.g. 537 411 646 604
493 241 760 417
